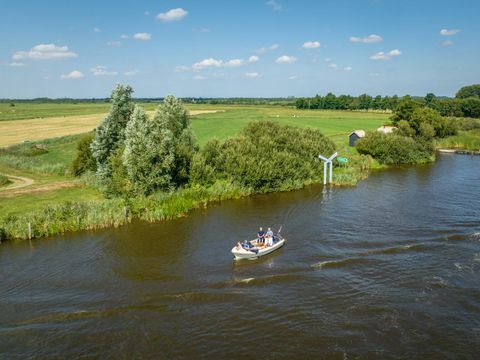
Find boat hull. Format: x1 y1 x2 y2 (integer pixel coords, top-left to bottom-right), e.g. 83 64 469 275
231 239 286 260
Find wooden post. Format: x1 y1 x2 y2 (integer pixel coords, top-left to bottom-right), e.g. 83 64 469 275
28 222 32 240
124 206 128 219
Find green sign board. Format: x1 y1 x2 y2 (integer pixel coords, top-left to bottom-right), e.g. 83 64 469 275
337 157 348 163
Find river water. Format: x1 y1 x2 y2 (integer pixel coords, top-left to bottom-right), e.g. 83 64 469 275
1 154 480 359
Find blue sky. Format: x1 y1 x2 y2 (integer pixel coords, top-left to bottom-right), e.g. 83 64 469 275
1 0 479 98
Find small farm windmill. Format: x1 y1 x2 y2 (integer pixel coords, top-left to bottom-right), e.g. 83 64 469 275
319 152 338 185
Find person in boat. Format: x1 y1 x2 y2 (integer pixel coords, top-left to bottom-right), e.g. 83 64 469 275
264 227 274 246
257 227 265 245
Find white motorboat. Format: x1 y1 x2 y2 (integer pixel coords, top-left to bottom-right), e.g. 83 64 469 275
231 235 286 260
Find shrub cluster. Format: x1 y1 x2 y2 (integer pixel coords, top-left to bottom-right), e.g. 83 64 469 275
190 121 336 192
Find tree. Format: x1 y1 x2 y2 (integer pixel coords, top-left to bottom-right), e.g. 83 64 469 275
152 96 199 186
390 97 418 124
71 133 96 176
456 84 480 99
123 105 174 196
461 97 480 118
90 85 134 187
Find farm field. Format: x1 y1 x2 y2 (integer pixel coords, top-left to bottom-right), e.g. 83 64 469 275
0 103 389 147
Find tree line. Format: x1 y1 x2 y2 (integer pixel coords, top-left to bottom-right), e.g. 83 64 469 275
295 84 480 118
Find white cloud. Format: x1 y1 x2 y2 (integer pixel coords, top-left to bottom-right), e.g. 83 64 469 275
288 75 298 80
107 41 121 47
370 49 402 60
276 55 297 64
94 27 101 33
8 62 26 67
194 75 206 80
324 57 332 63
266 0 282 11
248 55 259 63
349 34 383 43
440 29 460 36
133 32 151 41
224 58 246 67
91 65 117 76
245 72 260 78
12 43 78 60
175 65 190 72
369 72 380 77
124 69 140 76
157 8 188 22
256 44 279 54
442 40 454 46
192 58 223 70
196 27 210 33
61 70 84 79
343 66 353 72
120 34 130 39
302 41 321 49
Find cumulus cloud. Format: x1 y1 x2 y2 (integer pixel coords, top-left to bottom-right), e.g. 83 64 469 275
124 69 140 76
133 33 151 41
245 72 260 78
224 58 246 67
157 8 188 22
276 55 297 64
442 40 454 46
120 34 130 39
288 75 298 80
8 62 26 67
248 55 259 63
440 29 460 36
194 75 206 80
12 43 78 60
91 65 117 76
266 0 282 11
370 49 402 60
192 58 223 70
349 34 383 43
302 41 321 49
256 44 279 54
61 70 84 79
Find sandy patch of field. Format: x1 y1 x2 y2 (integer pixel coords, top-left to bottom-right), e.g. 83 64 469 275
0 110 223 147
0 178 75 198
0 175 34 193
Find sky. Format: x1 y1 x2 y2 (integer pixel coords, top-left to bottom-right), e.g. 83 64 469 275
1 0 479 99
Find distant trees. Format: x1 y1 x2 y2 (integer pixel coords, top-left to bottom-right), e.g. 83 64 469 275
296 85 480 119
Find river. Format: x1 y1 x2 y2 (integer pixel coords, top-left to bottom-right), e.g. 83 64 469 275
1 154 480 359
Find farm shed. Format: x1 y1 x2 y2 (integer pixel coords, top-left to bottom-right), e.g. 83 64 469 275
349 130 366 147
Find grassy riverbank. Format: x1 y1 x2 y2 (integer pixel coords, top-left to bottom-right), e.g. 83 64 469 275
0 104 389 242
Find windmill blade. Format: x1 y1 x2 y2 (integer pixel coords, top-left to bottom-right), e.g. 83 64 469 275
318 155 329 162
328 152 338 161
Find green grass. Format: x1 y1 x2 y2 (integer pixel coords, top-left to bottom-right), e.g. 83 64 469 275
0 173 11 187
192 106 389 145
0 186 103 215
436 130 480 151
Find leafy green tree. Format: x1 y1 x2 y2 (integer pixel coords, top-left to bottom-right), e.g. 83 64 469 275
461 97 480 118
153 96 199 186
123 105 175 196
456 84 480 99
390 97 418 124
90 85 134 186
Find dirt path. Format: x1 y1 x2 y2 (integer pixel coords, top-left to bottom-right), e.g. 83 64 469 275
0 175 76 198
0 175 34 192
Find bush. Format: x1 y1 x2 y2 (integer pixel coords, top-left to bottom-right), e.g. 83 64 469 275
71 133 96 176
191 121 336 192
356 132 434 165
